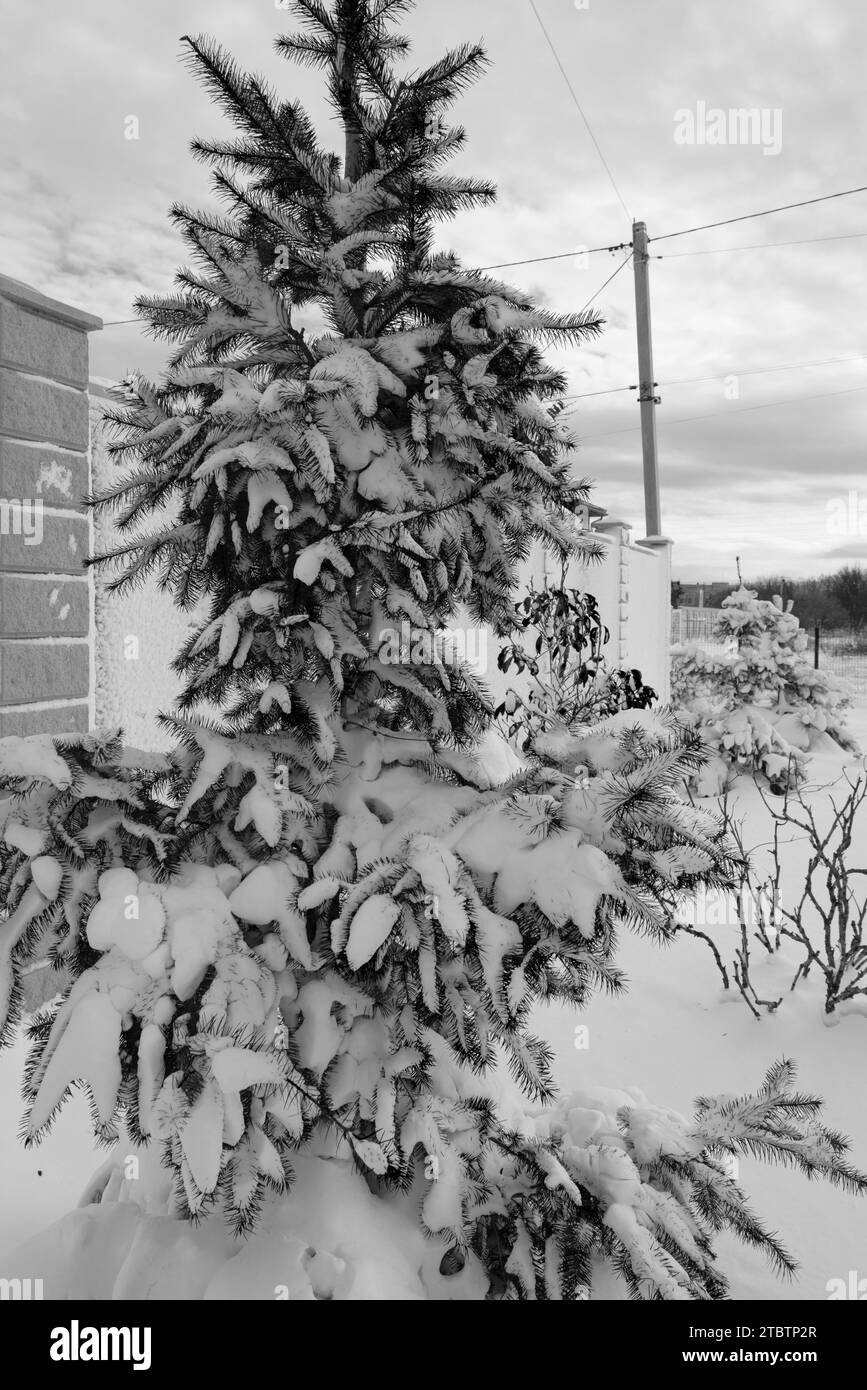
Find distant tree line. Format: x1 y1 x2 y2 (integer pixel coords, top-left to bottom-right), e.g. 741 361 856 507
672 566 867 630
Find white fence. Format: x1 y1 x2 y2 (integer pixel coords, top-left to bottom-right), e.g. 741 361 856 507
671 606 737 655
502 520 673 703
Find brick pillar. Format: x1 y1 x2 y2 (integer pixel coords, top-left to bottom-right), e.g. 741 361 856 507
0 275 102 737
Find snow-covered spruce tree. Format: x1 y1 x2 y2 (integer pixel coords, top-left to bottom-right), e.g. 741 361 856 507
672 585 856 792
1 1 865 1300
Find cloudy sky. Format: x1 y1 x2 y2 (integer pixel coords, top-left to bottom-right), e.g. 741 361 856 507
2 0 865 583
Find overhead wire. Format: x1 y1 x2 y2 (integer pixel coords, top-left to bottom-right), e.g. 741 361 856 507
100 187 867 325
578 251 633 312
526 0 632 224
562 354 867 403
476 242 631 272
653 230 867 258
649 183 867 244
575 384 867 439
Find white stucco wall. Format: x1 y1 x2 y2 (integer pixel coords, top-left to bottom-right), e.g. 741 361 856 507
89 385 194 750
518 522 672 701
465 521 672 725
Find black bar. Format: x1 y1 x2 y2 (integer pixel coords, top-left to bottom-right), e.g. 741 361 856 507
0 1296 859 1376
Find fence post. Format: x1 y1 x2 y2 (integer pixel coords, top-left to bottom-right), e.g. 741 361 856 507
637 532 674 701
814 623 820 670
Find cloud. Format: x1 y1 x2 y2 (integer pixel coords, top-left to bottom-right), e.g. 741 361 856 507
2 0 864 580
821 546 867 561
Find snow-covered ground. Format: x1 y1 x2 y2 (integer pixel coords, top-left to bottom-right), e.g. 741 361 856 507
2 706 866 1298
539 700 867 1300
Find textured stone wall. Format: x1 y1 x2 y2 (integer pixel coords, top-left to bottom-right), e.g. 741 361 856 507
0 275 101 736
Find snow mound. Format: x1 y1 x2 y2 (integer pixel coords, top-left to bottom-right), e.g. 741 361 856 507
0 1152 487 1301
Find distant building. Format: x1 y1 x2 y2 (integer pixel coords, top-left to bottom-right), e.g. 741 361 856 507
673 582 731 609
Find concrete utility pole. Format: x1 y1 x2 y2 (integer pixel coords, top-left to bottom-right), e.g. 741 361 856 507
632 221 661 537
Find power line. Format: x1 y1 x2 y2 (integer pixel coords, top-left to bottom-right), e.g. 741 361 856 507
527 0 632 224
653 230 867 259
650 184 867 245
102 242 635 321
472 224 865 278
476 241 631 272
98 211 867 326
576 384 867 439
565 385 636 401
562 353 867 405
578 252 633 312
659 354 867 390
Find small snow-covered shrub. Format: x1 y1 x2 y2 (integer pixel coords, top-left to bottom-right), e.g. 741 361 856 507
672 587 857 792
677 692 806 793
491 1058 866 1299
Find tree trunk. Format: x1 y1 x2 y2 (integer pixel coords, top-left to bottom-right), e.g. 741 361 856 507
334 14 368 328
